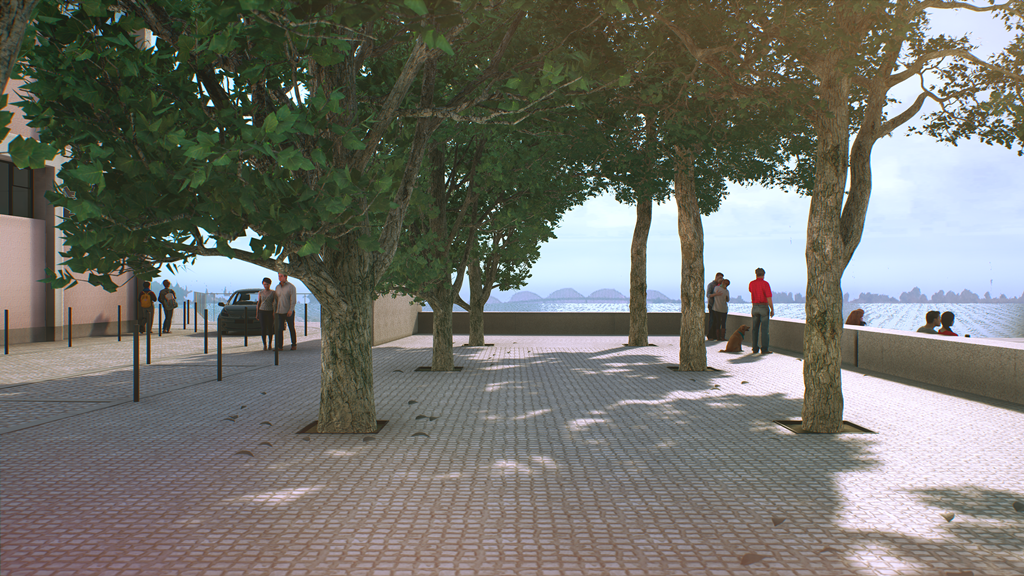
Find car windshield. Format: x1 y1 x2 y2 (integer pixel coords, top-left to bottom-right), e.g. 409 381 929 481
230 292 259 305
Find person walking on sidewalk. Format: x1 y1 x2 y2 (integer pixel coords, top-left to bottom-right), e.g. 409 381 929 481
274 273 297 351
706 272 724 340
748 268 774 354
158 280 177 333
138 281 158 334
257 277 277 350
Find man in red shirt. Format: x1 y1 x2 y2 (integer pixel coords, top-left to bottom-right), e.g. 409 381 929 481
748 268 775 354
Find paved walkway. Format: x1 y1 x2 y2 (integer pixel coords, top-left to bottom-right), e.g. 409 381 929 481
2 333 1023 576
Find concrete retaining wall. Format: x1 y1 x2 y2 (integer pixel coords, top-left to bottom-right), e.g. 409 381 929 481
417 311 1023 406
373 294 421 345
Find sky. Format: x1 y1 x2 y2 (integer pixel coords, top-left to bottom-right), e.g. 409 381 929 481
163 7 1024 301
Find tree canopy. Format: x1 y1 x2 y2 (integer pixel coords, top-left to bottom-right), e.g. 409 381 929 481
18 0 610 432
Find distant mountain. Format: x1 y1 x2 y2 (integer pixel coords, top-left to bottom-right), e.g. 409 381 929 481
587 289 628 302
851 292 899 304
487 294 503 304
499 287 1023 305
547 288 586 301
646 290 675 303
509 291 543 302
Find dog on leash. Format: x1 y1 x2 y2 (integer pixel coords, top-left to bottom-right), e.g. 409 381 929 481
719 325 750 353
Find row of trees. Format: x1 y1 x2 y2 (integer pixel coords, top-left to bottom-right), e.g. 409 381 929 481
4 0 1022 433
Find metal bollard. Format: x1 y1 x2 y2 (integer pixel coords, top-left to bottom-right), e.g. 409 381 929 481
304 303 308 336
275 344 279 366
146 322 151 365
4 310 8 355
133 321 140 402
157 305 162 337
204 310 208 354
244 307 248 347
217 324 223 381
194 303 198 333
118 305 122 342
68 307 73 347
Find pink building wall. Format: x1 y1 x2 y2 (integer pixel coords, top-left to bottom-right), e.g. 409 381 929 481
3 76 139 344
0 214 47 342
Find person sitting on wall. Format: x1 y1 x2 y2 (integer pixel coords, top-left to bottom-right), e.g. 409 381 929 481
845 309 866 326
937 311 958 336
916 310 941 334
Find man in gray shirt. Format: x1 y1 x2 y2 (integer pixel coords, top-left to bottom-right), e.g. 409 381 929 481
275 273 298 350
916 310 940 334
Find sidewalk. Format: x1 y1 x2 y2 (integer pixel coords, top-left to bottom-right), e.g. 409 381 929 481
2 333 1023 576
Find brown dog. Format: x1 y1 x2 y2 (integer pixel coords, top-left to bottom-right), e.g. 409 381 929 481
720 325 750 353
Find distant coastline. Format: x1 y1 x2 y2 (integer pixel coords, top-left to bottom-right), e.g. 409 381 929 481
487 286 1024 305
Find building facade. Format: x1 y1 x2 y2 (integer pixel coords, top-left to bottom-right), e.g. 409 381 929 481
2 79 137 345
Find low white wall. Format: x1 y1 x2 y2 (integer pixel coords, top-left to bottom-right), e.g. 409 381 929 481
416 310 1023 406
725 312 1022 405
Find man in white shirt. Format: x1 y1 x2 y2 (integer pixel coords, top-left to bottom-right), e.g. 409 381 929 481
275 273 297 350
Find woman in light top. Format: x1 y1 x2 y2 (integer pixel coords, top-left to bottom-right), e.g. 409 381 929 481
711 279 730 340
256 277 277 350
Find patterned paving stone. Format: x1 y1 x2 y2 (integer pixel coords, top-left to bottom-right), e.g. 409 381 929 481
1 333 1023 576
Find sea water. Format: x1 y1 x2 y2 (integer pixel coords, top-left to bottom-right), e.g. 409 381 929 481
424 301 1024 339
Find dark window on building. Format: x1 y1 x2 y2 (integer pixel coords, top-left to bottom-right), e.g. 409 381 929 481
1 160 34 218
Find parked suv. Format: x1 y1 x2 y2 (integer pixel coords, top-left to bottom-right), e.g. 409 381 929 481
217 289 263 335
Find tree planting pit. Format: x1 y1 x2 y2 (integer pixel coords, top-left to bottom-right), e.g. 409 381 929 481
774 420 876 434
414 366 464 372
298 420 388 434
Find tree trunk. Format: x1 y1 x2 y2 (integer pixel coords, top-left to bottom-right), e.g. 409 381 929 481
305 237 378 434
628 198 652 346
801 70 850 433
0 0 41 96
426 291 456 371
467 260 486 346
672 147 707 371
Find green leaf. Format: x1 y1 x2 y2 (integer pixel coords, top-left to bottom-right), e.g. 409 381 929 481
177 36 196 53
189 167 208 188
82 0 106 17
209 32 236 54
40 268 77 290
343 132 366 150
7 136 59 169
433 31 454 57
277 148 314 171
184 143 212 160
215 240 235 258
87 273 119 292
297 236 325 257
63 162 105 187
323 194 352 214
263 112 279 133
311 44 345 66
68 198 103 220
310 148 328 166
404 0 428 15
